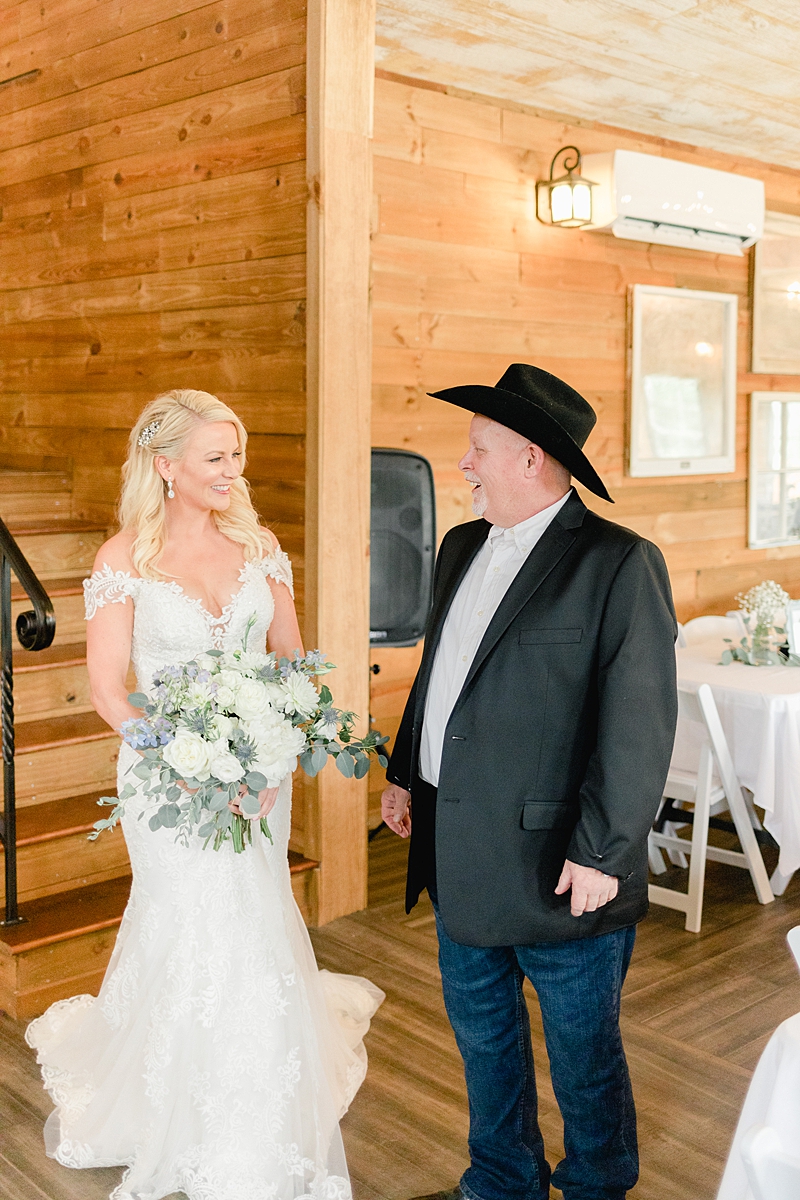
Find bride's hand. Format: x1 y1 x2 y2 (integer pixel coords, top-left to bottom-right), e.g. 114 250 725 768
228 784 280 818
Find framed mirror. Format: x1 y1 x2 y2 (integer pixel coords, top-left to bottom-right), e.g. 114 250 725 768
749 391 800 547
752 212 800 375
628 284 737 477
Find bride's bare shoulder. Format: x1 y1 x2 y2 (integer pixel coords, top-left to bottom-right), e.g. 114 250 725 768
90 529 137 577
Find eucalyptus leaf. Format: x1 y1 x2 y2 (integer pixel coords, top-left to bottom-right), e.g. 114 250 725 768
245 771 268 791
311 746 328 773
160 804 181 829
354 756 370 779
377 754 388 768
299 750 316 776
336 751 355 778
209 790 229 812
118 783 137 800
133 762 154 780
127 692 149 708
240 794 261 816
148 811 163 831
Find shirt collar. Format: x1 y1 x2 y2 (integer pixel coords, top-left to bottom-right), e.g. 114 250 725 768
487 489 572 554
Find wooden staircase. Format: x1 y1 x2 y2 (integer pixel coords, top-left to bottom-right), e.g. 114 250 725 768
0 461 317 1021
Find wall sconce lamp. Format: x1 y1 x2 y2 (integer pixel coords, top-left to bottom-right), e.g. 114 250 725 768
536 146 597 228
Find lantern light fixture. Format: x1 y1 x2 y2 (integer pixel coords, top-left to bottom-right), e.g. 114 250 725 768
536 145 597 228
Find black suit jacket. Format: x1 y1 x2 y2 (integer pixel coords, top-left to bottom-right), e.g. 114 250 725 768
387 490 678 946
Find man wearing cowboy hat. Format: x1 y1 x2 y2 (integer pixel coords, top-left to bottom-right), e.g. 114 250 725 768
381 364 678 1200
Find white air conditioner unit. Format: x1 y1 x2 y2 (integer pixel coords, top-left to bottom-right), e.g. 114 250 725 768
582 150 764 256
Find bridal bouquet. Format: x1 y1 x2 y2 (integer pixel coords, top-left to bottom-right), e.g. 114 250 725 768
92 636 388 853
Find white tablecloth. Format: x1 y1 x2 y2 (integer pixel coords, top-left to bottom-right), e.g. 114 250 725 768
717 1012 800 1199
675 639 800 876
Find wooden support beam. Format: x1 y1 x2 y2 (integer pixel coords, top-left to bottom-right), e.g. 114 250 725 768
305 0 375 923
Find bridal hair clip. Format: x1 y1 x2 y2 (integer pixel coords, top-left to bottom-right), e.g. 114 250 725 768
138 420 161 448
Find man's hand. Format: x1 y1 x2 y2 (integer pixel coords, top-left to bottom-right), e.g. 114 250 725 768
555 859 618 917
381 783 411 838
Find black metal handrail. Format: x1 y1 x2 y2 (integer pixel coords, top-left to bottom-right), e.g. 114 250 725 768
0 514 55 926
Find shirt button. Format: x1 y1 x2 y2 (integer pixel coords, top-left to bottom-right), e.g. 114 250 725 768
462 655 467 662
493 567 500 573
477 610 483 616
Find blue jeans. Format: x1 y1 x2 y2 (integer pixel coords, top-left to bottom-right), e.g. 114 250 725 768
433 906 638 1200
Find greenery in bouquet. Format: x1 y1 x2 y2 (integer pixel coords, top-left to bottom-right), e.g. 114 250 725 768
721 580 800 667
91 622 389 852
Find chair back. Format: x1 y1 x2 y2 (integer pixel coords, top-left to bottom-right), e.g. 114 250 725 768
787 926 800 973
741 1125 800 1200
682 614 742 645
677 683 741 803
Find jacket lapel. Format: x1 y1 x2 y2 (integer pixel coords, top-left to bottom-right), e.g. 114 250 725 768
456 491 586 700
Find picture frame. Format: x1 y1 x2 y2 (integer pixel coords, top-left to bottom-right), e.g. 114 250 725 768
748 391 800 548
628 284 738 477
752 211 800 375
785 599 800 657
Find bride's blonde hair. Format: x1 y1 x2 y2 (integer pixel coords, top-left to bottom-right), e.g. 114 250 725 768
119 389 267 579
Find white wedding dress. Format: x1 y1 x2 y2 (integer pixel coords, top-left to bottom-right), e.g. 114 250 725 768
26 548 384 1200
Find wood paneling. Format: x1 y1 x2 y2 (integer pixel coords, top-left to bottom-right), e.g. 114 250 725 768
370 73 800 749
304 0 376 922
0 0 307 592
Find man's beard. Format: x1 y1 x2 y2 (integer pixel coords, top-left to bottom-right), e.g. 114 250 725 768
470 480 489 513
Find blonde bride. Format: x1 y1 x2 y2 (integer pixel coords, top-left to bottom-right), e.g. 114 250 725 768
26 389 383 1200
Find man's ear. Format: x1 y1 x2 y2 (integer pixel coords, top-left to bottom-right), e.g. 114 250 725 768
523 443 545 475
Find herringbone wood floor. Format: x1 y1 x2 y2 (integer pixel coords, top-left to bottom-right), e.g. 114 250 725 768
2 830 799 1200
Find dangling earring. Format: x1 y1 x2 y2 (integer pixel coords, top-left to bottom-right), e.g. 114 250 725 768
167 478 175 499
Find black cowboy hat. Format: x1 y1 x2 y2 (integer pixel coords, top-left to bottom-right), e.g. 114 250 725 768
429 363 612 503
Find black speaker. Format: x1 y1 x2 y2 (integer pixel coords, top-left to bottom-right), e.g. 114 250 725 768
370 448 436 647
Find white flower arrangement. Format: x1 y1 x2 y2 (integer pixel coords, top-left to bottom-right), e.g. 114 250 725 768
92 629 388 853
721 580 800 667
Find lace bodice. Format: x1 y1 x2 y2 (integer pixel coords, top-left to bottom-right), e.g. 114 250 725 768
83 551 293 692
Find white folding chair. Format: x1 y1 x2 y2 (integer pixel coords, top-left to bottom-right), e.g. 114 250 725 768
787 926 800 972
741 1125 800 1200
675 621 687 648
682 614 744 645
649 683 774 932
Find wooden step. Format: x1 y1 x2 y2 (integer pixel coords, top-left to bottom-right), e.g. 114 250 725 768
0 850 321 1020
0 875 131 1019
11 574 87 646
15 711 119 808
0 470 71 495
0 792 128 908
12 640 92 723
9 520 109 579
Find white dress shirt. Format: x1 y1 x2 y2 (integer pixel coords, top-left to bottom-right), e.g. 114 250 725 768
419 490 572 787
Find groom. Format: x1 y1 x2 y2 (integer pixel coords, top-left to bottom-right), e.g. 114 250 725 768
381 364 678 1200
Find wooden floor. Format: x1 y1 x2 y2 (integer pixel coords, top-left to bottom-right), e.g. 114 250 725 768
2 831 800 1200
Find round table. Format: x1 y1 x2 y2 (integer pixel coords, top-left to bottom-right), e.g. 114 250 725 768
676 638 800 885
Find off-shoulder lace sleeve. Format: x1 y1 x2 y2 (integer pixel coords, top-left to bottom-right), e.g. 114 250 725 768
83 564 136 620
261 547 294 597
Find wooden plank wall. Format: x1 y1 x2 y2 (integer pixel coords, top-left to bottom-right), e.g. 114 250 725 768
368 72 800 816
0 0 307 598
0 0 309 845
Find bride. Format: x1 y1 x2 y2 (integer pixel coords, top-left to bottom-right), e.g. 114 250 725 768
26 389 383 1200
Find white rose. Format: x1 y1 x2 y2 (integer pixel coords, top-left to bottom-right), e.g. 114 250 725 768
237 649 270 672
212 713 235 740
281 673 319 718
195 653 219 673
217 668 242 692
233 679 272 720
215 684 236 709
262 682 287 710
163 730 213 782
208 740 245 784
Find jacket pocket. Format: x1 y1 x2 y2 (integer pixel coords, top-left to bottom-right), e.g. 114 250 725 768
519 627 582 644
521 802 575 830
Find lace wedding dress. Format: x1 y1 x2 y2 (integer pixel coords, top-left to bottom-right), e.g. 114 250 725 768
26 549 384 1200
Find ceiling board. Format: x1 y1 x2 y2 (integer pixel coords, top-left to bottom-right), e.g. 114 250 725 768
375 1 800 169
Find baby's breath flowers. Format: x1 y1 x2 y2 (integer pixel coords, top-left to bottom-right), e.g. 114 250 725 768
92 632 388 852
721 580 799 667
